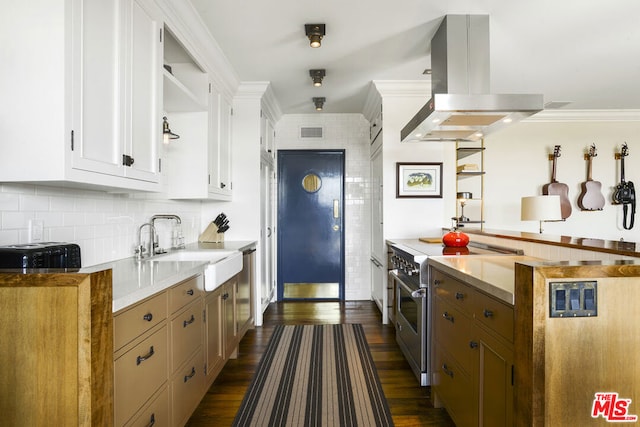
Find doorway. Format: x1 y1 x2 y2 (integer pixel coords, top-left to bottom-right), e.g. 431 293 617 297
277 150 345 300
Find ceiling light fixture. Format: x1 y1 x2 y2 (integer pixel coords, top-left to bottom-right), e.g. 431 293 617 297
313 97 325 111
162 116 180 144
305 24 325 48
309 69 326 87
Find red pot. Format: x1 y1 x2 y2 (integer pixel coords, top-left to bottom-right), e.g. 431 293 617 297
442 230 469 247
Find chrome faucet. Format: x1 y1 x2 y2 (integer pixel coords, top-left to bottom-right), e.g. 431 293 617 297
150 214 183 253
136 222 156 259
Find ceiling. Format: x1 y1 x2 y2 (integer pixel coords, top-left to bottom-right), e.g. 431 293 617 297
190 0 640 115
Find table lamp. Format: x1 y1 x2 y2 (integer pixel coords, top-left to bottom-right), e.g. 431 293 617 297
521 195 562 233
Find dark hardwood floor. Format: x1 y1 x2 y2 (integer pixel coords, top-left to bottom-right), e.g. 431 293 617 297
186 301 455 426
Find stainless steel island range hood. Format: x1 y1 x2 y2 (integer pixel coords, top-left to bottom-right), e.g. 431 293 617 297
401 15 543 142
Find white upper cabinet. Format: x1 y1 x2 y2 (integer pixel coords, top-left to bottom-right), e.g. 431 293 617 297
0 0 162 191
214 95 233 197
162 26 232 201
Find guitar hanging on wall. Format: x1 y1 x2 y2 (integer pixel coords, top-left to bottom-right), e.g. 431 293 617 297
612 142 636 229
577 144 605 211
543 145 572 219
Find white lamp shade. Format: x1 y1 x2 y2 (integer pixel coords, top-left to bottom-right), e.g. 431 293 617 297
521 195 562 221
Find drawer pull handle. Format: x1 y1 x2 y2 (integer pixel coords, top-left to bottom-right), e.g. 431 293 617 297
442 364 454 378
184 366 196 383
442 312 455 323
469 341 479 349
187 289 194 296
136 346 155 365
145 413 155 427
183 314 196 327
455 292 464 300
483 309 494 318
143 313 153 322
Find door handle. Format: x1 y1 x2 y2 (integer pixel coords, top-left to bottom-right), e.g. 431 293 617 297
333 199 339 218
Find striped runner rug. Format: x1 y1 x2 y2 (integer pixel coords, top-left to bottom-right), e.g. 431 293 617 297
232 324 394 427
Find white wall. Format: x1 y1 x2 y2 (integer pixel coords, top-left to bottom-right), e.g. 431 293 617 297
275 114 371 300
376 89 454 241
483 114 640 242
0 183 202 266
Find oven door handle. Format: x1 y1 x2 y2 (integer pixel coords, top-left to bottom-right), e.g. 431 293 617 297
410 288 427 298
390 270 427 299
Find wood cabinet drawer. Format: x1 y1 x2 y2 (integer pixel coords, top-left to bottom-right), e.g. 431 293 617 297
114 292 167 351
433 348 476 427
433 296 475 373
124 386 169 427
171 349 205 427
114 325 168 427
472 291 514 342
171 298 203 373
169 275 202 314
432 269 475 313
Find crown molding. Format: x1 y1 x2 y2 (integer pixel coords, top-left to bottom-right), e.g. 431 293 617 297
526 109 640 122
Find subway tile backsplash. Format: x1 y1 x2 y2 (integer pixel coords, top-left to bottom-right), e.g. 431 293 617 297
0 183 202 267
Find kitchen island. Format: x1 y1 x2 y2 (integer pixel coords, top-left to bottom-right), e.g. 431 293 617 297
428 254 640 426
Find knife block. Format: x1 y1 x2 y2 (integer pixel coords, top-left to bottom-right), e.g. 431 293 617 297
198 221 224 243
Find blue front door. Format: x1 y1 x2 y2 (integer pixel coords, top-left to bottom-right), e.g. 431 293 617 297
277 150 345 300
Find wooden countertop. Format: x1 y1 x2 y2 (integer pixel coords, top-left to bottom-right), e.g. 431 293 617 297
461 228 640 258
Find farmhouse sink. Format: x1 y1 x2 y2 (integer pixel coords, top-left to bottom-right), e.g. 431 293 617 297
152 250 242 291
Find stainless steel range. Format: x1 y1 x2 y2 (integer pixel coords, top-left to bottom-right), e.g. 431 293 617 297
389 240 523 386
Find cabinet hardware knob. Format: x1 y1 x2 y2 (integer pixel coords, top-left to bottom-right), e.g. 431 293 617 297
469 341 479 349
442 364 454 378
136 346 155 365
183 314 196 327
434 279 441 286
143 313 153 322
483 309 494 318
186 289 194 296
184 366 196 383
442 312 455 323
455 292 464 300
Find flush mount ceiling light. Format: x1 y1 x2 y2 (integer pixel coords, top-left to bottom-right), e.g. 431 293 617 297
313 97 325 111
305 24 325 48
162 116 180 144
309 69 326 87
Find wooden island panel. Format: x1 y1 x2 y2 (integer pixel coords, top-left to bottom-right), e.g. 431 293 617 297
0 270 113 427
514 261 640 426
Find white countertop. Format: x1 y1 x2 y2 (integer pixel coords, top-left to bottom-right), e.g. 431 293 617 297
427 255 538 305
80 240 256 313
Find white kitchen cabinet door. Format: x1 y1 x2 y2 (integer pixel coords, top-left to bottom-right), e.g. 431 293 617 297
207 91 233 200
71 0 162 184
218 96 233 194
124 0 162 182
69 0 123 177
207 84 221 195
370 145 384 261
0 0 161 191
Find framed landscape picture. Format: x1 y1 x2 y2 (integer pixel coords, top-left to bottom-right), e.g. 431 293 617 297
396 162 443 198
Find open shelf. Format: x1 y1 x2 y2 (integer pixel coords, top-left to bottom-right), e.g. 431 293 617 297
456 146 485 160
